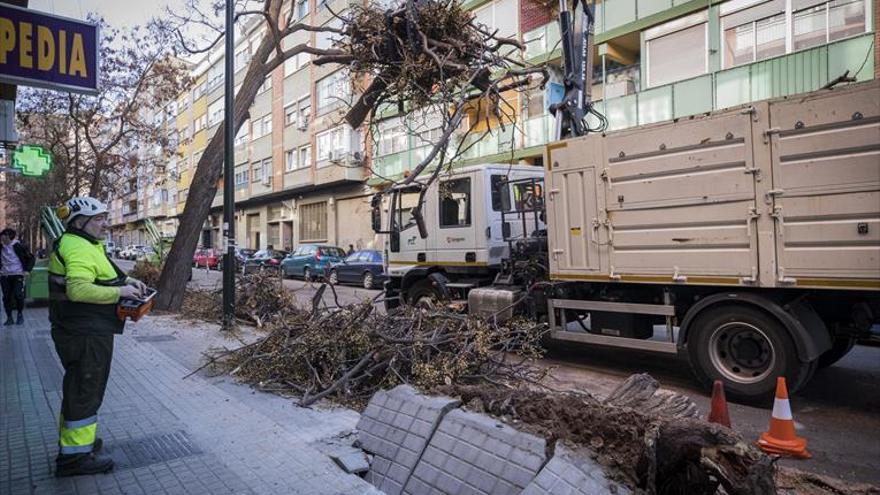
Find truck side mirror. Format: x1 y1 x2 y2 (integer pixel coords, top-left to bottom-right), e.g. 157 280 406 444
390 230 400 252
370 193 383 233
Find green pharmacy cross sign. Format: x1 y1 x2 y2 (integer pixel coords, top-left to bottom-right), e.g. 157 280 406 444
12 144 52 177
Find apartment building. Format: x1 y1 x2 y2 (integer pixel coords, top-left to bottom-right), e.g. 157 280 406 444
111 0 876 253
371 0 876 182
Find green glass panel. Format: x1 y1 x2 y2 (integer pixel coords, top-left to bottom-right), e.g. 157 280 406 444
715 66 751 109
828 34 875 82
604 0 636 31
673 75 713 118
637 85 672 125
605 94 638 130
638 0 671 18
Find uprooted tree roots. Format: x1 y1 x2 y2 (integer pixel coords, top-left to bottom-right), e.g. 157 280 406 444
442 376 776 495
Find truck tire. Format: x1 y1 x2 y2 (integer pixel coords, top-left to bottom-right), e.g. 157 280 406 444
687 304 811 404
407 273 449 308
817 336 856 369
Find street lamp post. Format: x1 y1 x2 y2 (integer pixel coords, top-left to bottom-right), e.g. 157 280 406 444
222 0 236 329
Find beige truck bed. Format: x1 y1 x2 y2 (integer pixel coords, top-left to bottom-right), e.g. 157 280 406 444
545 81 880 291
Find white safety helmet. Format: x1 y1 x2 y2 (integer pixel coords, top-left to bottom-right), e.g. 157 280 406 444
58 197 109 226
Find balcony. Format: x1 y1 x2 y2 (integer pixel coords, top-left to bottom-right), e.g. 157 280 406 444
596 34 874 131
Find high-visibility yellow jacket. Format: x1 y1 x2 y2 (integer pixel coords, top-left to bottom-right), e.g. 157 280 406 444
49 229 128 335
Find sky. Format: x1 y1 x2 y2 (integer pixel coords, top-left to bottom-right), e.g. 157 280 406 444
29 0 178 28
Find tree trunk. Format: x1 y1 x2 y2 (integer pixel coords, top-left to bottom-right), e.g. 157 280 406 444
154 35 278 310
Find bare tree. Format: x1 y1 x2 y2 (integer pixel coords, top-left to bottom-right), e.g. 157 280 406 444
10 19 189 242
153 0 545 310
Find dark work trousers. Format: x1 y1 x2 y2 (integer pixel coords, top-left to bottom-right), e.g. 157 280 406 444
0 275 25 316
51 330 114 453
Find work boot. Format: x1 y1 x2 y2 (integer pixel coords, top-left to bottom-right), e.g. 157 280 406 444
16 312 23 325
55 452 114 477
4 314 12 326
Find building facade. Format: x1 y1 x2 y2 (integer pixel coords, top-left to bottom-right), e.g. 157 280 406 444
111 0 877 253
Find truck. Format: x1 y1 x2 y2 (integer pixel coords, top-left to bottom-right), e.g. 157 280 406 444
371 80 880 403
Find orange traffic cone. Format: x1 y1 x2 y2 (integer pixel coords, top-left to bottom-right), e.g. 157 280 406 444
757 377 811 459
707 380 731 428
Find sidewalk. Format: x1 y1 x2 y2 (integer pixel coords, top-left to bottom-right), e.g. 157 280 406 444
1 307 381 495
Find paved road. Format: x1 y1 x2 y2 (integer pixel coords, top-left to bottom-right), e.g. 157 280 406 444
122 260 880 486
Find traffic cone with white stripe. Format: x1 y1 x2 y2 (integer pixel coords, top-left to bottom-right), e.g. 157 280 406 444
757 377 811 459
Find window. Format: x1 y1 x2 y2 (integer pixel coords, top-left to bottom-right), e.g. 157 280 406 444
490 175 507 211
722 0 867 68
296 0 309 20
208 63 223 89
208 99 223 127
299 202 327 241
298 145 312 169
192 151 203 169
284 52 310 76
473 0 517 39
316 17 344 51
235 46 251 68
192 82 206 100
439 178 472 228
298 97 311 128
316 126 348 163
253 114 272 139
285 149 296 171
194 114 207 133
284 102 297 126
234 120 249 146
252 158 272 184
258 74 272 94
316 70 350 114
828 0 866 41
646 11 708 87
394 188 422 232
376 117 407 156
252 161 263 182
234 169 249 186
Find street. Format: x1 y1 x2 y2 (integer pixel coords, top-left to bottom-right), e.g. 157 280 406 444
135 260 880 486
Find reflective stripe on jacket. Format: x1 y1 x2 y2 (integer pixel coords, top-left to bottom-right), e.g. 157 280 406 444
49 231 127 335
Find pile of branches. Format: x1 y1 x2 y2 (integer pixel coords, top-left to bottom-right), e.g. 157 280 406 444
207 299 547 407
180 271 296 327
130 260 162 288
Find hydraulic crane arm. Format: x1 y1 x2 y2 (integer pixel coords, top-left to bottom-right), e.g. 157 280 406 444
551 0 605 140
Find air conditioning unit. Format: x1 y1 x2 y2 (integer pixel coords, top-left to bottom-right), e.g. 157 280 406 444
327 150 338 161
261 175 272 186
297 120 309 131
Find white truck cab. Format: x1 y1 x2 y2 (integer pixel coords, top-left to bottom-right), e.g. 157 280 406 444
374 163 544 307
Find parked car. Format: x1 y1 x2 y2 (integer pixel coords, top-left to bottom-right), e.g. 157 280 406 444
281 244 346 281
104 241 118 257
243 249 288 273
327 250 386 289
193 249 221 270
218 248 257 271
135 246 156 261
120 245 144 260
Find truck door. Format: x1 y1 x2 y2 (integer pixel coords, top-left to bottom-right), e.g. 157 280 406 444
428 174 478 264
548 167 600 273
766 84 880 286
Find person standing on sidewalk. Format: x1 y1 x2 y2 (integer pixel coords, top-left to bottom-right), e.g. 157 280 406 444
49 197 148 477
0 228 35 325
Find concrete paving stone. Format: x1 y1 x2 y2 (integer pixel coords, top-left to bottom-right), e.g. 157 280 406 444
521 441 631 495
2 309 373 495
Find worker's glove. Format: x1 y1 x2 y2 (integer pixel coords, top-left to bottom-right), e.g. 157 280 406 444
127 278 149 295
119 285 143 300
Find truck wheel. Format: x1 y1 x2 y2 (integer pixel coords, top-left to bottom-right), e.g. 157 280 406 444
687 305 809 404
407 274 449 308
817 336 856 369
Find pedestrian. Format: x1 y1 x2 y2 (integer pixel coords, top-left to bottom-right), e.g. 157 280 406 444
0 228 35 325
347 244 355 256
49 197 148 477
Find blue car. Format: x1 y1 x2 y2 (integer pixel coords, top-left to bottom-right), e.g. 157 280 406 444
281 244 346 281
327 250 386 289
